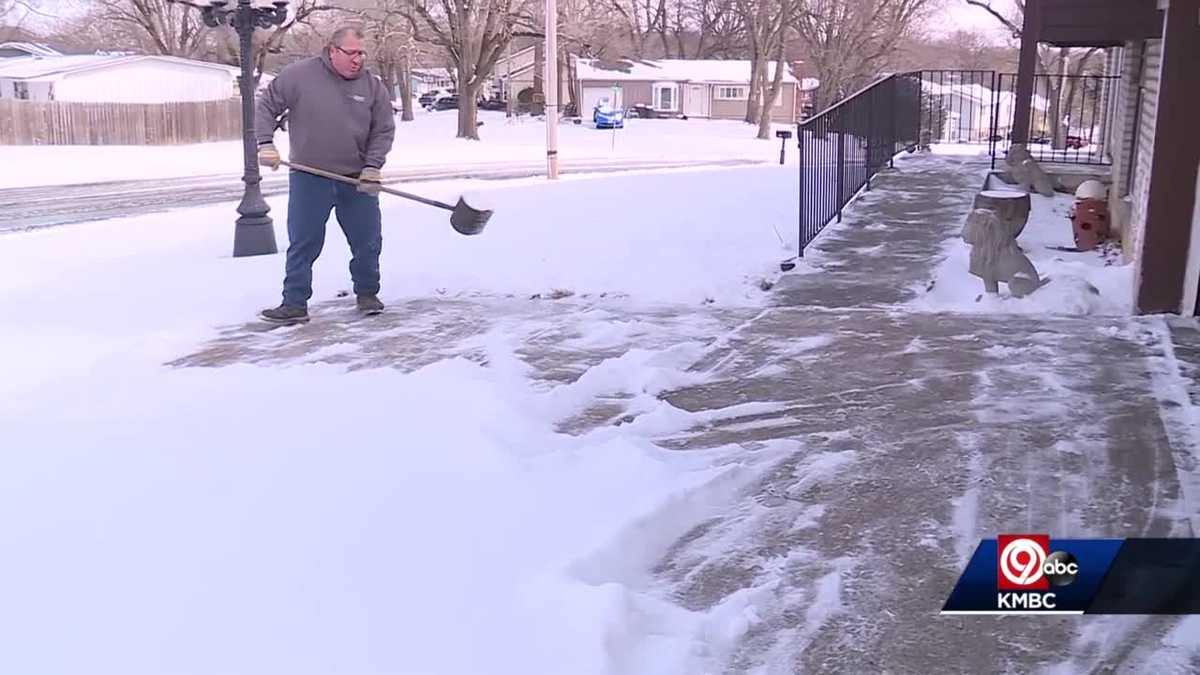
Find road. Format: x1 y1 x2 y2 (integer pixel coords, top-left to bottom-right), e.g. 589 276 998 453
0 157 765 233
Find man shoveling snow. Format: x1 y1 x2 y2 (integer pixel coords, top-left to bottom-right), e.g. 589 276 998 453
255 24 396 324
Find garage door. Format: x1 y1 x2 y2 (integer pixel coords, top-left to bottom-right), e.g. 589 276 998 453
583 86 622 112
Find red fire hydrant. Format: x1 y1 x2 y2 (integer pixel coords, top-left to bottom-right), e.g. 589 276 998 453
1070 180 1110 251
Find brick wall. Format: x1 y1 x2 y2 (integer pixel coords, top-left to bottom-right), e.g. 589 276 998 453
1128 39 1163 260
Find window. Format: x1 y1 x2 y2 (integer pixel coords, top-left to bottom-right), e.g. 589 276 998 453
13 81 29 100
716 86 747 100
654 82 678 111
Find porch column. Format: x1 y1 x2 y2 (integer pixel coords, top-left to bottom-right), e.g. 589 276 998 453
1010 0 1041 144
1134 0 1200 313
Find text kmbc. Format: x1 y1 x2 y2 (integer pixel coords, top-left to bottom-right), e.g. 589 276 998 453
996 534 1079 609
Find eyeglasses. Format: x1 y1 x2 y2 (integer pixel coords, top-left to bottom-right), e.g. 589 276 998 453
334 45 367 59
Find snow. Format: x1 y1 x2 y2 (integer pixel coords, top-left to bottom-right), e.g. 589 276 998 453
929 143 993 157
0 109 799 188
1 354 757 675
910 188 1135 315
0 164 801 674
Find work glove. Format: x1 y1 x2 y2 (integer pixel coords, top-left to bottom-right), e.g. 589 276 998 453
358 166 382 195
257 143 281 170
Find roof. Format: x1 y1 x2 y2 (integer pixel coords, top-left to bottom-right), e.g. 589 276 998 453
0 54 240 81
412 67 454 80
575 58 819 90
923 80 1050 111
0 42 62 58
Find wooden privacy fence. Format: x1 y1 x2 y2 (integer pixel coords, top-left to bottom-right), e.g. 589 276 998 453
0 98 244 145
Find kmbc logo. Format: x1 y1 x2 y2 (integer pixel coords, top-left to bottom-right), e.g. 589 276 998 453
997 534 1079 590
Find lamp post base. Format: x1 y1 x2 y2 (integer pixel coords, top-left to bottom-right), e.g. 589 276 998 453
233 213 278 257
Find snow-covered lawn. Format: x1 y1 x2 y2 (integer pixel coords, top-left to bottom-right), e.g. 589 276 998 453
909 187 1134 315
0 165 799 674
1 109 797 188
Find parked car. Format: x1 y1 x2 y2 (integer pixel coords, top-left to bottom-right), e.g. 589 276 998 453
431 95 459 111
419 88 455 108
626 104 685 120
593 102 625 129
478 97 508 111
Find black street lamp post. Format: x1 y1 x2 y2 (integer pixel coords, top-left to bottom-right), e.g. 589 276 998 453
175 0 290 257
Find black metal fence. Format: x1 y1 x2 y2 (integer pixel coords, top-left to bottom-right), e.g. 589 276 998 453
993 73 1119 166
796 74 921 252
795 69 1120 254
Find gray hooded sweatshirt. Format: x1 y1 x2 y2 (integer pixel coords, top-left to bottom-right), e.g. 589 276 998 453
255 52 396 176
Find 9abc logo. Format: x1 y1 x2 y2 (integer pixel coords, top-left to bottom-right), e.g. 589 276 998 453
997 534 1078 590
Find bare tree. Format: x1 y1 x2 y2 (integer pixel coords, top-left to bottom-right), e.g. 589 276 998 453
0 0 52 31
0 1 41 41
558 0 622 111
401 0 538 139
887 28 1018 72
693 0 746 58
608 0 659 58
93 0 212 57
945 29 996 70
208 0 337 86
964 0 1102 147
792 0 935 112
737 0 793 134
359 1 421 121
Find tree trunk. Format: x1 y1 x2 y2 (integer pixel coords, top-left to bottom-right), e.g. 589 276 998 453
757 42 785 139
458 84 480 139
745 57 763 123
378 59 397 101
556 47 565 116
566 56 579 115
398 52 415 122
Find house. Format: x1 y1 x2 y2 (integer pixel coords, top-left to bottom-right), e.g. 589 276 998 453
407 48 539 102
490 45 542 103
0 54 241 103
574 58 819 123
1004 0 1197 314
921 79 1050 143
410 67 455 97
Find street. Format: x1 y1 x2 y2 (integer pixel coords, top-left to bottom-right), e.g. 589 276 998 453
0 156 764 233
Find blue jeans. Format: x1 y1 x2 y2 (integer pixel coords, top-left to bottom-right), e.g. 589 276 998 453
282 170 382 308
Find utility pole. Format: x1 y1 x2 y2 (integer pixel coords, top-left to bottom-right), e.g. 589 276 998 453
545 0 559 179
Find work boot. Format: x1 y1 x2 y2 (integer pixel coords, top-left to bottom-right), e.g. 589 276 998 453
356 294 385 315
260 303 309 324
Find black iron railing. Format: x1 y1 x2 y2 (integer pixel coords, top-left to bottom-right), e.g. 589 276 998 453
796 74 921 253
795 69 1120 254
994 73 1120 167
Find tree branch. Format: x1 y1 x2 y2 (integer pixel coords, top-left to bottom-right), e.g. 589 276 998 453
963 0 1021 37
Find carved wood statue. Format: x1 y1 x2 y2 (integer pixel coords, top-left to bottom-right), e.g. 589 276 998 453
961 208 1048 298
974 189 1032 238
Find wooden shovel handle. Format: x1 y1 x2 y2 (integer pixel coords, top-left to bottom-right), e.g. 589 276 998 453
279 160 456 212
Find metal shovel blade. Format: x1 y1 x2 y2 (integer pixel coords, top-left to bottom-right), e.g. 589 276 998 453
450 197 492 236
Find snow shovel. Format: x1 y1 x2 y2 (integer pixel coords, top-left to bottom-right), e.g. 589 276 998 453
280 160 491 236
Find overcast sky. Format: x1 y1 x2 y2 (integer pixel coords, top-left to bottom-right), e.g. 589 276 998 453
940 0 1020 39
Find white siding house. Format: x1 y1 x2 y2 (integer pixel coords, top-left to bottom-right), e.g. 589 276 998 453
1101 39 1164 263
0 55 240 103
